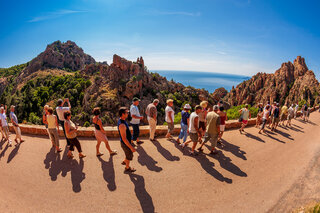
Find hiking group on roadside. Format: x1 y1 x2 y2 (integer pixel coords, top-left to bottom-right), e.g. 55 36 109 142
0 96 315 174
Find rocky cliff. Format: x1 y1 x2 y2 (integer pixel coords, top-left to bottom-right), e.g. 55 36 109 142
0 40 219 125
223 56 320 107
18 40 95 80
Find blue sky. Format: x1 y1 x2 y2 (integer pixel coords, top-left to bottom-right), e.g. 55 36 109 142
0 0 320 76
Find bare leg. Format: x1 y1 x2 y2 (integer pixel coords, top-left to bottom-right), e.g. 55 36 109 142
191 142 197 153
96 140 102 155
103 140 113 153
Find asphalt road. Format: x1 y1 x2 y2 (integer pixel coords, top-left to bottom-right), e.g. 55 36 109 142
1 113 320 213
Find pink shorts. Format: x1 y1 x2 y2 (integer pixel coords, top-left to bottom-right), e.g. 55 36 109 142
242 120 248 125
95 130 108 142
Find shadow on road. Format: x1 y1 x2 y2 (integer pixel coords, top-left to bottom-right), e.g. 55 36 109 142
274 129 294 140
98 155 116 191
70 158 85 193
129 174 155 213
0 143 9 160
44 145 86 193
208 150 247 177
169 140 232 184
244 132 265 143
7 142 23 163
137 145 162 172
0 138 5 150
219 139 247 160
195 154 233 183
265 132 286 144
150 139 180 161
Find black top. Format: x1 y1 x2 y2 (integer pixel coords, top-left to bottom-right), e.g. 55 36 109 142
273 107 280 118
93 118 101 130
117 119 132 145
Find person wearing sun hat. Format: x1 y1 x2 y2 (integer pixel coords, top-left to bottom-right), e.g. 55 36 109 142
176 104 191 144
165 99 175 139
130 97 144 145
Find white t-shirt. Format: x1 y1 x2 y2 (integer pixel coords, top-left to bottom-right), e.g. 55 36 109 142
189 112 199 133
56 107 70 121
130 104 141 125
0 113 8 127
165 106 175 123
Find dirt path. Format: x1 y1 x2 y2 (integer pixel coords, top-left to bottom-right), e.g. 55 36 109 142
1 113 320 213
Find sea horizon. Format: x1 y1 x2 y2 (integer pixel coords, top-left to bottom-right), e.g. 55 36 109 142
151 70 250 93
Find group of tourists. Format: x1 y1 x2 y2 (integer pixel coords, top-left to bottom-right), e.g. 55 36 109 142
0 105 25 146
42 98 118 160
255 102 311 134
0 96 315 174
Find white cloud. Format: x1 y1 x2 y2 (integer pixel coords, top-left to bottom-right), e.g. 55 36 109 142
28 10 87 23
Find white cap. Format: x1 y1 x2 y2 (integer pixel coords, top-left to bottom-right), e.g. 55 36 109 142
184 104 191 109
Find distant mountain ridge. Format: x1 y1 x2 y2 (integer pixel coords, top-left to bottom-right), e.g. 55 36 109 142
0 40 223 125
0 41 318 126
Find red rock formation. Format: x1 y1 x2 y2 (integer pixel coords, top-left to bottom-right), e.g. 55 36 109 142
224 56 319 106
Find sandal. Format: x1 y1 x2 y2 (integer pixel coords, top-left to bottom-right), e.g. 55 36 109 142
124 167 136 173
96 153 104 157
67 154 74 159
109 150 117 156
79 154 86 158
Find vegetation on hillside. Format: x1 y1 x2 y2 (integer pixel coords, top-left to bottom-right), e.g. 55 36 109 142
0 63 28 77
0 69 92 125
227 104 259 120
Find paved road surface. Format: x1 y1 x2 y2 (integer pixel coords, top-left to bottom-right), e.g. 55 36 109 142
1 113 320 213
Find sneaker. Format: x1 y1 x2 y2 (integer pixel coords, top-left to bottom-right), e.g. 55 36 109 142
110 150 117 156
124 167 136 173
180 143 185 148
210 150 219 155
189 151 198 156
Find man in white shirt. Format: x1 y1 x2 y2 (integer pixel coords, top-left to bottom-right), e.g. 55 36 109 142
0 106 11 146
56 98 71 146
165 99 175 139
130 97 144 145
10 105 24 144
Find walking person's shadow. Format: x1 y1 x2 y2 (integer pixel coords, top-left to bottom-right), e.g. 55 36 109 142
208 150 247 177
129 174 155 213
195 153 233 184
0 138 5 150
137 145 162 172
98 155 116 191
0 143 9 161
219 139 247 160
43 147 63 181
7 142 23 163
150 139 180 161
70 158 85 193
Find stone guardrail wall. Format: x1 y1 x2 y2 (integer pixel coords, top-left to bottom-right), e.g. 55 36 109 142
8 107 318 138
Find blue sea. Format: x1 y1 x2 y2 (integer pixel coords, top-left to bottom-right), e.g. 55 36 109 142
151 70 251 93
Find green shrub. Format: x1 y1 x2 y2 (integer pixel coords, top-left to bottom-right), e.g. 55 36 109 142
28 112 42 124
227 104 258 120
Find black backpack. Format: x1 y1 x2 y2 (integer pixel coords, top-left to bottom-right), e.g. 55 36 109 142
304 105 308 111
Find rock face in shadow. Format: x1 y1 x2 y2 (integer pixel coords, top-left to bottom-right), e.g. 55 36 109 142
224 56 320 106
